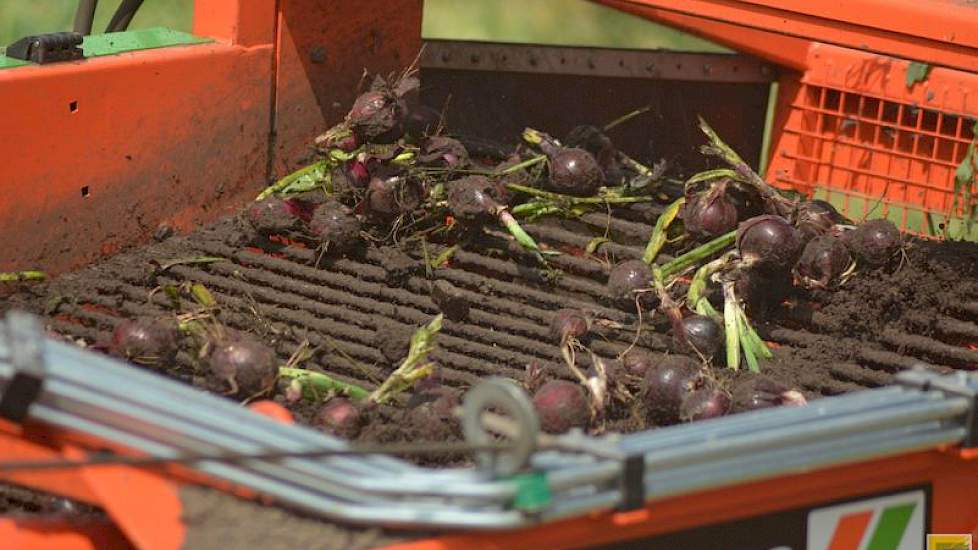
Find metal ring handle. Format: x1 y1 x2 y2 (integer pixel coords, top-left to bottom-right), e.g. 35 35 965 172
461 377 539 477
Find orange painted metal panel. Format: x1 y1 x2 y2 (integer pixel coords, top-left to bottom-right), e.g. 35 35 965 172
0 517 131 550
732 0 978 50
604 0 978 73
0 421 100 505
192 0 277 46
385 450 978 549
80 457 185 550
270 0 423 177
0 43 273 275
597 0 812 70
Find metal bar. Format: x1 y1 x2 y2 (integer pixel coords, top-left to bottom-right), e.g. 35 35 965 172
620 386 917 450
105 0 145 33
638 397 968 470
420 40 775 83
72 0 98 35
26 342 517 500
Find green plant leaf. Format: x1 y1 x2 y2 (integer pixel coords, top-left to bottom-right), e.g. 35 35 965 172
642 197 685 264
190 283 217 308
585 237 609 255
905 62 932 88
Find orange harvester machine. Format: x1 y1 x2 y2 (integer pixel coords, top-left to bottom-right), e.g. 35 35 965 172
3 1 978 549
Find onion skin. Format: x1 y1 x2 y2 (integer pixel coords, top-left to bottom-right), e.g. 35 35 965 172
684 186 739 239
549 309 589 344
607 259 655 309
547 148 604 197
736 215 805 272
844 219 901 266
532 380 590 433
622 350 655 377
679 387 731 422
792 234 852 289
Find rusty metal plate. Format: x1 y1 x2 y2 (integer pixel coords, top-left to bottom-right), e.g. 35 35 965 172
421 40 776 83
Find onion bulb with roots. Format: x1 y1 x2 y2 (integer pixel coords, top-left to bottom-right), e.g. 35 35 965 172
792 234 852 289
307 200 361 252
109 318 178 366
736 215 805 272
546 147 604 196
207 334 279 398
564 125 621 182
844 219 901 266
674 314 724 359
641 355 704 425
607 259 655 309
532 380 590 434
447 175 504 223
549 309 589 344
684 182 739 239
346 90 404 143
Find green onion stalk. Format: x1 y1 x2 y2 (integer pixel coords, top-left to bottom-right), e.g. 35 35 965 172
697 117 796 218
717 273 771 372
642 196 685 265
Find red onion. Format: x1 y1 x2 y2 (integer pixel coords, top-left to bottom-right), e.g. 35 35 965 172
532 380 590 433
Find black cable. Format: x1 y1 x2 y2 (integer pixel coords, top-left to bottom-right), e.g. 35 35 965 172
73 0 99 35
105 0 146 33
0 440 513 472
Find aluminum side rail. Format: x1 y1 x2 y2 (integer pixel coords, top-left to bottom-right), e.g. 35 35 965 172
1 312 976 529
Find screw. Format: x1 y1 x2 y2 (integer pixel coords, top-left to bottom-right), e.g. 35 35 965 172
309 46 326 64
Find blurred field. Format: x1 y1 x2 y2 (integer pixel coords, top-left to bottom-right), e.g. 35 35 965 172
0 0 721 51
0 0 193 44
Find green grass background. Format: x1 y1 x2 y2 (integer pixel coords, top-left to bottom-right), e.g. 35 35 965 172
0 0 721 51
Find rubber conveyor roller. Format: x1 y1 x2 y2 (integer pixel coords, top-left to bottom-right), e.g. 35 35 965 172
0 311 975 529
